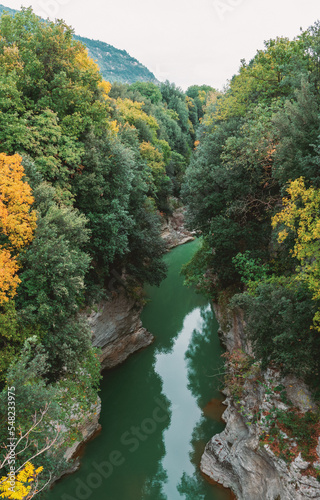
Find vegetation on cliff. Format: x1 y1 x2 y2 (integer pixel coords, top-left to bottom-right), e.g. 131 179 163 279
182 22 320 480
183 22 320 386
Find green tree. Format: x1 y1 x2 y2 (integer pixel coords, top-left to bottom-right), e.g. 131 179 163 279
0 339 67 489
232 280 320 377
129 81 162 104
17 185 92 374
273 82 320 186
186 84 215 121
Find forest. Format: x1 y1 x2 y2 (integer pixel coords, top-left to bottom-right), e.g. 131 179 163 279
1 4 320 498
183 24 320 392
0 7 214 496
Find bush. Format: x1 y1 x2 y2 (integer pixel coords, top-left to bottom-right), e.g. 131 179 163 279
231 279 320 378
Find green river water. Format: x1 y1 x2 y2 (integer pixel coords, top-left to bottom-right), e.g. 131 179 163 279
46 239 233 500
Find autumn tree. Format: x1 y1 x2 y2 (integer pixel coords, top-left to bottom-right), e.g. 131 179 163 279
0 462 44 500
272 177 320 330
0 154 36 304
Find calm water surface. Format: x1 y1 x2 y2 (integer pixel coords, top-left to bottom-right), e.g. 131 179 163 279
46 240 232 500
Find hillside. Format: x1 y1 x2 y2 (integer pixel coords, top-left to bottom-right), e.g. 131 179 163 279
0 4 157 84
73 34 158 84
0 2 15 16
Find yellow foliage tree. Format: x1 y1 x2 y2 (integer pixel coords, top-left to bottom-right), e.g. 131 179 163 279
74 49 100 75
116 98 159 135
0 44 24 74
139 141 166 196
0 154 36 303
0 249 20 305
272 177 320 328
98 80 112 100
0 462 43 500
74 48 113 109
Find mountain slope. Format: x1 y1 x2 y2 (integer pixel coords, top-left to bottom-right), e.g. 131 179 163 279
73 35 157 84
0 4 157 84
0 3 15 16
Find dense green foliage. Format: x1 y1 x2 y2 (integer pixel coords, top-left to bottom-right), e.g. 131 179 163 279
231 279 320 377
0 337 101 488
182 25 320 382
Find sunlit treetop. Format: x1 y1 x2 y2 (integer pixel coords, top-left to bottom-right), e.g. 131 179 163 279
272 177 320 329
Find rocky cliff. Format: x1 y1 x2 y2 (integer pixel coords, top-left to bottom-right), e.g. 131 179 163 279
57 287 153 480
161 207 195 250
54 399 102 481
87 288 153 370
201 301 320 500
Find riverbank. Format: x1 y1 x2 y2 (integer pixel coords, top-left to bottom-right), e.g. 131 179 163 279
201 299 320 500
56 207 193 478
53 287 154 482
45 240 234 500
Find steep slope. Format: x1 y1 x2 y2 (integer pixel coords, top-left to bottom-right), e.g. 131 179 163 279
73 35 157 84
0 3 15 16
0 4 157 84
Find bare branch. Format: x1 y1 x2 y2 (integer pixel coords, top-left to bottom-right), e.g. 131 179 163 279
31 472 52 498
14 429 60 476
0 404 51 469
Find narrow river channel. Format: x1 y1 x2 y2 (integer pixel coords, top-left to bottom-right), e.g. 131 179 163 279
46 239 232 500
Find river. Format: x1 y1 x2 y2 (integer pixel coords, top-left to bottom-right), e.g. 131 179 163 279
46 239 232 500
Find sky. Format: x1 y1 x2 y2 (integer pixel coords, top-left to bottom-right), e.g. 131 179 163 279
4 0 320 90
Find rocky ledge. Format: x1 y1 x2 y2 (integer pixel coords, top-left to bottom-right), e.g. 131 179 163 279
201 302 320 500
55 398 102 481
87 288 154 370
161 207 195 250
58 288 153 480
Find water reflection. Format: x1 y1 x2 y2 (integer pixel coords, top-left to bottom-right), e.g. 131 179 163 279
185 306 225 408
178 471 235 500
141 466 167 500
141 242 206 355
151 304 226 500
155 308 206 499
45 241 231 500
45 351 172 500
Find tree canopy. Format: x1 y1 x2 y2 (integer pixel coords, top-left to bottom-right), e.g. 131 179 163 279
182 23 320 383
0 8 203 495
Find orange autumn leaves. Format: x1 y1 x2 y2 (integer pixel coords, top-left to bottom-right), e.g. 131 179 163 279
0 154 36 304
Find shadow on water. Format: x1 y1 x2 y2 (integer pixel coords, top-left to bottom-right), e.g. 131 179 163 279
45 240 234 500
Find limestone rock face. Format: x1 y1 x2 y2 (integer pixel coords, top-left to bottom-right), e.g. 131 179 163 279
161 207 194 250
201 384 320 500
55 289 153 481
201 403 284 500
53 398 102 482
87 289 154 370
212 303 252 356
201 301 320 500
63 399 102 463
